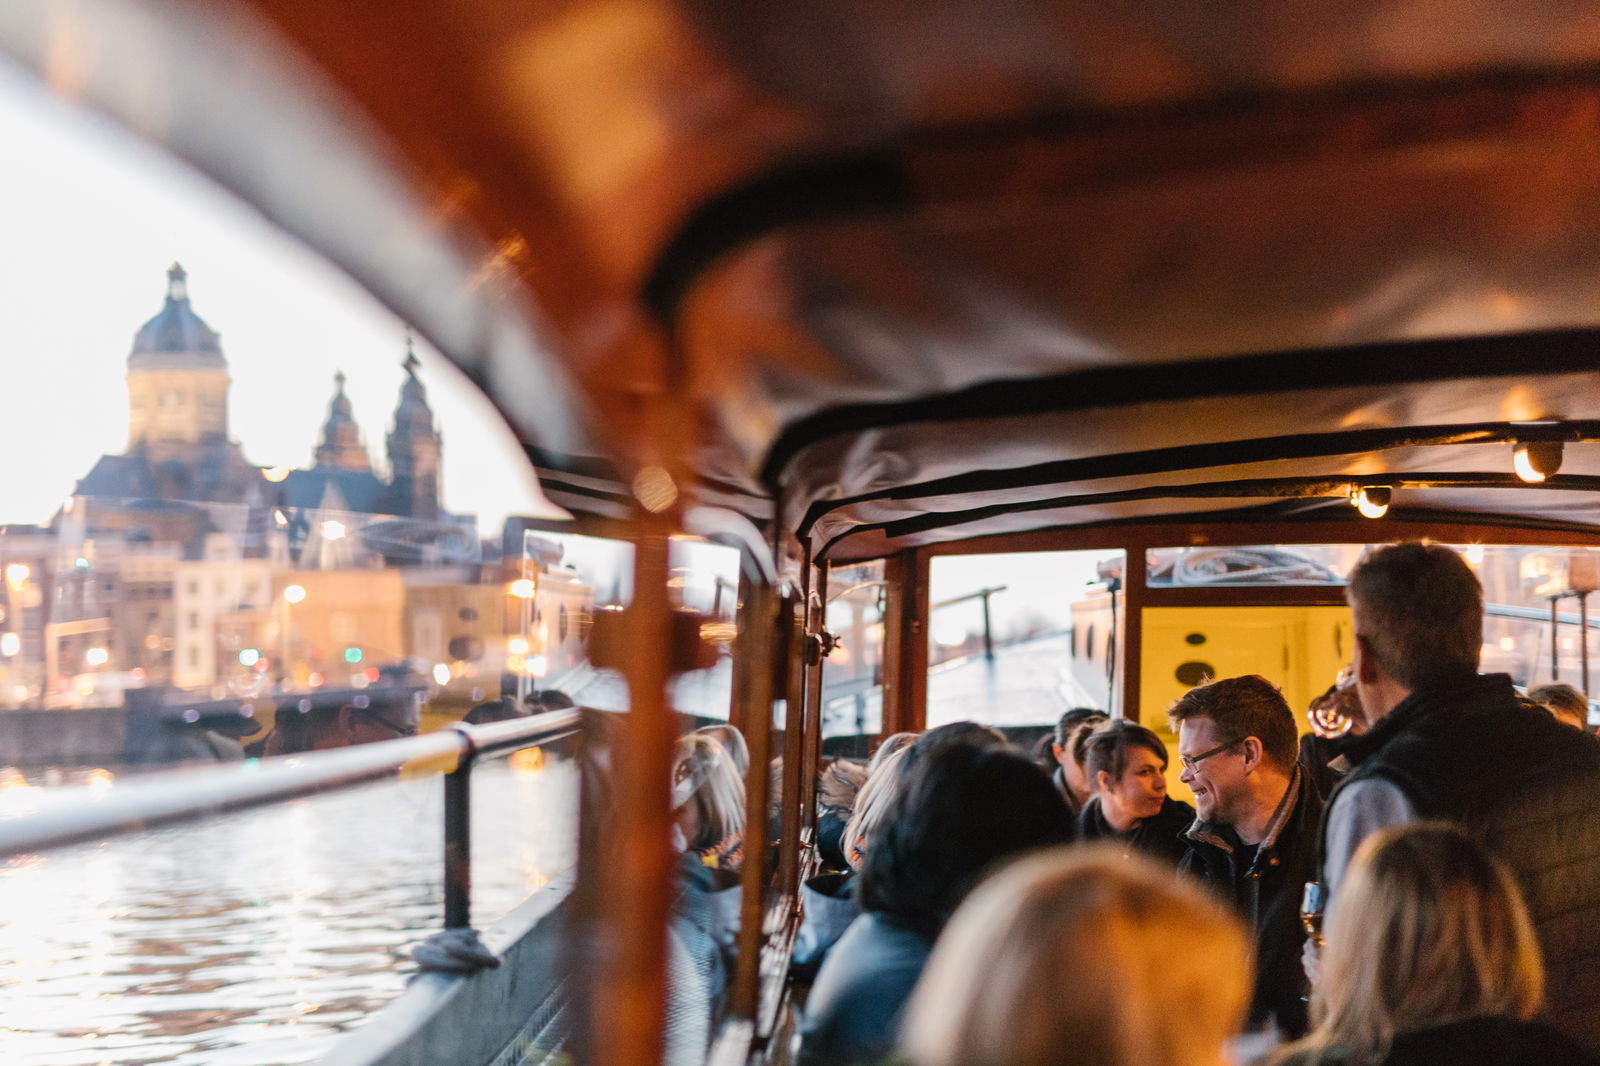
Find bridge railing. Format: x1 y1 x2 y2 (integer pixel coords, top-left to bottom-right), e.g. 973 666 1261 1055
0 708 583 930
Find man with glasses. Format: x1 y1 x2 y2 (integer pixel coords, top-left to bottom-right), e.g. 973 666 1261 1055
1171 674 1322 1039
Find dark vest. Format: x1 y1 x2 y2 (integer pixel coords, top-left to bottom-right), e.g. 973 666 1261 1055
1328 672 1600 1050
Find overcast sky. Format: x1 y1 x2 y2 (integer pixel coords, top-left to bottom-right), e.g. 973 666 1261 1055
0 59 551 533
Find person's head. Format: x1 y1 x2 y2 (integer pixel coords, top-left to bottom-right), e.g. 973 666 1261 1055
1529 682 1589 731
694 722 750 777
870 731 918 774
1082 720 1169 831
907 721 1007 761
843 745 911 869
859 744 1071 938
464 697 527 725
271 691 420 753
1304 823 1542 1065
903 846 1252 1066
1168 675 1297 825
1052 708 1108 799
1346 543 1483 720
671 732 746 853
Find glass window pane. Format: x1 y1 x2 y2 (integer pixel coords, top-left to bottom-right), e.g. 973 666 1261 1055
926 550 1125 729
821 561 887 753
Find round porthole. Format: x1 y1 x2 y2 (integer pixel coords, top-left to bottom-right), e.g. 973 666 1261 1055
1175 661 1214 687
1185 632 1207 646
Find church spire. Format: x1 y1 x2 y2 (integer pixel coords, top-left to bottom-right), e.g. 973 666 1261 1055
167 262 189 303
313 370 371 472
386 334 442 519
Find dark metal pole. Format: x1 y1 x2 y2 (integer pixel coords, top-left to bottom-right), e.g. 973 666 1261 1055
980 590 994 661
1582 592 1591 696
1553 596 1562 682
443 758 472 929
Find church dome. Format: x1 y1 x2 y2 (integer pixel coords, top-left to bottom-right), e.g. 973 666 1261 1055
129 263 225 367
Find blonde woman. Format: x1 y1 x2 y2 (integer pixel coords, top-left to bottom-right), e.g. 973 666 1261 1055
902 845 1251 1066
672 732 747 870
1275 823 1596 1066
841 745 911 870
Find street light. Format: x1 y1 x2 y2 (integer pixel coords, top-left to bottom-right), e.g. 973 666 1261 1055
321 520 346 540
0 633 19 658
508 577 537 703
280 584 306 690
4 564 28 589
84 647 109 668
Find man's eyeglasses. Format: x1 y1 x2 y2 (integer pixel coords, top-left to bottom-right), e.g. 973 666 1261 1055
1178 736 1244 772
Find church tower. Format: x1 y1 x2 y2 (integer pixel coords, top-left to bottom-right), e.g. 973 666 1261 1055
126 263 231 455
313 371 372 472
385 339 442 519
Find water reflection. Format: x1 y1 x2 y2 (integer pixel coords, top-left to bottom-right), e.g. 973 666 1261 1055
0 759 576 1065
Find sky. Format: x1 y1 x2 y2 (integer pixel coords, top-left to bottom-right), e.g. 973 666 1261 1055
0 59 554 533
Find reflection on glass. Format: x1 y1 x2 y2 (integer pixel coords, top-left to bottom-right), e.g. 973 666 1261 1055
925 550 1125 729
821 562 888 746
1146 545 1358 587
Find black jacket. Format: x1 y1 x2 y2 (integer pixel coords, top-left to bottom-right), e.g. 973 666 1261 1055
1050 766 1085 830
1278 1016 1600 1066
1078 794 1195 868
1180 764 1322 1038
1324 672 1600 1051
1381 1016 1599 1066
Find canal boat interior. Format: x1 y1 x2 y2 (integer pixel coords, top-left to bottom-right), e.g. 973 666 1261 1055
6 3 1600 1064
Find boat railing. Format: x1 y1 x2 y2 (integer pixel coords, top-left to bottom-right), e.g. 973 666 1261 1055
0 708 583 932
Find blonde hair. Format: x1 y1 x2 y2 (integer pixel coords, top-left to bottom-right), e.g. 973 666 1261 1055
842 745 910 870
672 733 746 853
1278 823 1543 1066
695 722 750 777
870 732 918 774
903 846 1251 1066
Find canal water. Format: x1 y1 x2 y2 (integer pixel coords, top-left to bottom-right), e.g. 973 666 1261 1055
0 758 578 1066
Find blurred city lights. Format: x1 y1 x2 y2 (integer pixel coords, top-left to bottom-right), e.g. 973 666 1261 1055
262 467 291 483
0 633 19 657
282 584 307 604
508 579 536 599
84 647 109 667
237 648 261 667
507 636 530 655
4 564 29 587
432 663 452 685
321 520 346 540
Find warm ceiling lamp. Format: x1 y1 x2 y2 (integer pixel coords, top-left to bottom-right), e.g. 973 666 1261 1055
1512 441 1564 483
1351 485 1391 519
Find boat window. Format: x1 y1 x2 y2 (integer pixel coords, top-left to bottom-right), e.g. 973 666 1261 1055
1146 545 1361 587
1140 543 1600 711
822 560 888 755
926 550 1126 729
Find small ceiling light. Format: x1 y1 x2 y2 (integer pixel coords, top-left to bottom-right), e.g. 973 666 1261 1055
1512 441 1564 483
1351 485 1391 519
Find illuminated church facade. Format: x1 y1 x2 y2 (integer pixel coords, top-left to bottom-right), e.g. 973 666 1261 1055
61 264 471 567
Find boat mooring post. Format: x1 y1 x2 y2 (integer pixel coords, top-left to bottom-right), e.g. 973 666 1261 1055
443 749 473 929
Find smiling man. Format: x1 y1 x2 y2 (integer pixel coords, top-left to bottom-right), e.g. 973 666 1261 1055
1171 674 1322 1039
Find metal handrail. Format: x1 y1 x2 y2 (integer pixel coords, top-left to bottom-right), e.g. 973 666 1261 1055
0 708 582 930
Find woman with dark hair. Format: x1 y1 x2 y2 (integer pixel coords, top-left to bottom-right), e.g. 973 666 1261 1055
1077 719 1194 867
798 743 1072 1066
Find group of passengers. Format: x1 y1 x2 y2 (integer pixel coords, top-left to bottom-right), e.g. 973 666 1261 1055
782 542 1600 1066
